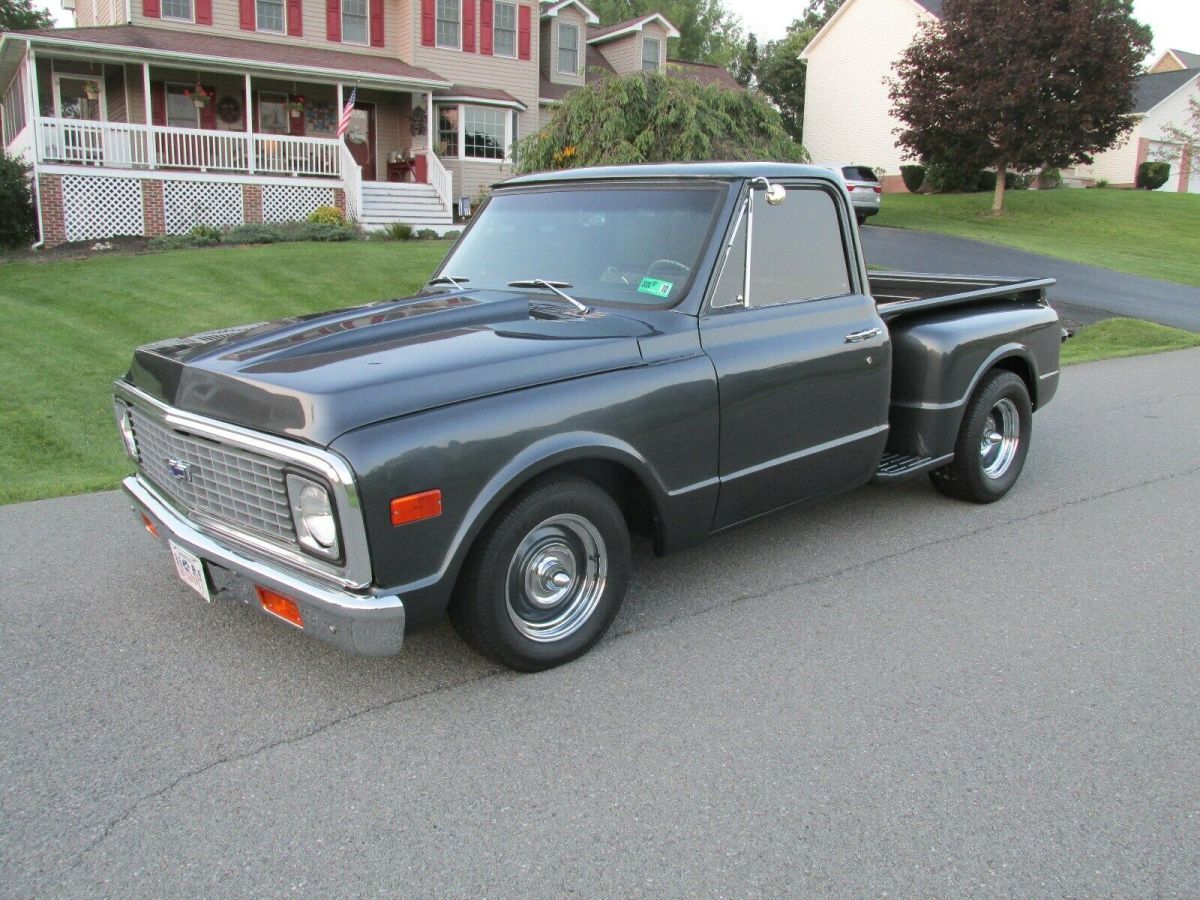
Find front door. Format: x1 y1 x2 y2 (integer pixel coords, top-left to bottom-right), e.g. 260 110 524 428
699 181 891 530
344 102 376 181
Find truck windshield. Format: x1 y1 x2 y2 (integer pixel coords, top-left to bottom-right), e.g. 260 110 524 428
436 184 727 307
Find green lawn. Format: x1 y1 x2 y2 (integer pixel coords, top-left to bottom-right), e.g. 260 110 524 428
1060 317 1200 365
873 189 1200 287
0 241 450 505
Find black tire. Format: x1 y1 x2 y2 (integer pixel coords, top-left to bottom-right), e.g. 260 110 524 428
856 213 866 226
929 370 1033 503
449 476 631 671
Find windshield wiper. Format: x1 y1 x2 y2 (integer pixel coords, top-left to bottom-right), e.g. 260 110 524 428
427 275 470 289
508 279 590 314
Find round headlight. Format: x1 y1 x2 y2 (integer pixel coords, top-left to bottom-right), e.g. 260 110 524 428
297 484 337 548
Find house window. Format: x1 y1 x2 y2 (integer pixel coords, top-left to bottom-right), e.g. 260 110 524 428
493 1 517 58
436 0 461 49
343 0 368 44
161 0 193 20
258 91 289 134
437 105 458 156
558 23 579 75
464 106 506 159
165 83 200 129
256 0 284 32
642 37 661 71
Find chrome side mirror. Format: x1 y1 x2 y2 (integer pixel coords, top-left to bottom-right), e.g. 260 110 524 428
764 184 787 206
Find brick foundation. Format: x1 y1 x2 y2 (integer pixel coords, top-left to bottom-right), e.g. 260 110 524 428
881 174 910 194
141 180 165 237
243 184 264 224
37 174 66 247
333 188 346 216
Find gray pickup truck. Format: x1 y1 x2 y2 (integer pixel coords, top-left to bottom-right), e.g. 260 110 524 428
114 163 1062 670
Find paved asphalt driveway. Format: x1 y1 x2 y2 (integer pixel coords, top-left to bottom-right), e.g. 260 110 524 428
3 349 1199 896
861 227 1200 332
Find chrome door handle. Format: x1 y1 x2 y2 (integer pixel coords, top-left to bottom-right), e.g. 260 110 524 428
845 328 881 344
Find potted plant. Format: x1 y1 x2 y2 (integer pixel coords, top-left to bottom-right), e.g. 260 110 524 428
288 95 306 118
82 81 100 101
184 85 214 109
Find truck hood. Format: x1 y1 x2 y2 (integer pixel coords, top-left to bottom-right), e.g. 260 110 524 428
124 290 653 446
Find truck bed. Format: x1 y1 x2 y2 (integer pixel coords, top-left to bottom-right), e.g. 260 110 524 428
869 273 1056 321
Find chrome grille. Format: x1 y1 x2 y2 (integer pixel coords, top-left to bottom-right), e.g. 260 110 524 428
126 404 296 542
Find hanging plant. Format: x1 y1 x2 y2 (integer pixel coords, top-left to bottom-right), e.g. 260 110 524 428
288 95 306 117
82 81 100 100
184 84 214 109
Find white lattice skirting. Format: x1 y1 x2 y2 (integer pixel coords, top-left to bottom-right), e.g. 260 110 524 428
262 184 335 223
164 181 244 234
61 174 144 242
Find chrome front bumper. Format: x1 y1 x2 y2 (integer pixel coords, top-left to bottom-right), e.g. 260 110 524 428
124 475 406 656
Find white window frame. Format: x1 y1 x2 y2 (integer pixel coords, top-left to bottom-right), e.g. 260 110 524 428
341 0 368 45
641 36 661 71
160 0 194 23
257 90 289 134
436 0 462 50
164 81 200 129
52 72 108 122
493 1 517 59
437 102 515 164
557 22 579 76
256 0 286 34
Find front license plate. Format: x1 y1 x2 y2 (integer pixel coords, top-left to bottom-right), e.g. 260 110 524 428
170 541 212 603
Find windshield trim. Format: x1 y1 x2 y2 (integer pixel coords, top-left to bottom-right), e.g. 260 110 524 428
434 180 735 311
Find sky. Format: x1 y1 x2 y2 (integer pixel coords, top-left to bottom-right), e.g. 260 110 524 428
726 0 1200 61
46 0 1200 63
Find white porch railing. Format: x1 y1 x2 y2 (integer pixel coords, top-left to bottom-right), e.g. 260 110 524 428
425 150 454 210
338 142 362 222
35 117 343 178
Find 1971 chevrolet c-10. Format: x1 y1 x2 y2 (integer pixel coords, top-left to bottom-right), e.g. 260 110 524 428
114 163 1062 670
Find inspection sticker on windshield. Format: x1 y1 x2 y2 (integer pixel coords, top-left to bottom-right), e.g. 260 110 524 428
638 277 674 299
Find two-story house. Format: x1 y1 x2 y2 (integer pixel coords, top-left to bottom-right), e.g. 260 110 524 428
0 0 734 246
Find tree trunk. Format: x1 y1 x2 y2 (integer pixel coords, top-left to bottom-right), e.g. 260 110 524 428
990 160 1007 216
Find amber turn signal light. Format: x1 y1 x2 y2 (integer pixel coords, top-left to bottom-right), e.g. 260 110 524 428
390 489 442 527
256 586 304 629
142 514 159 538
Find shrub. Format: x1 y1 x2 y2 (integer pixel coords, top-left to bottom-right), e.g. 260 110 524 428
388 223 414 241
1136 161 1170 190
301 222 358 242
149 233 219 251
416 228 439 240
1095 178 1110 189
925 160 981 193
188 224 223 241
1038 167 1062 189
223 223 286 245
442 230 462 241
1008 172 1033 191
307 205 346 226
899 164 926 193
0 150 36 248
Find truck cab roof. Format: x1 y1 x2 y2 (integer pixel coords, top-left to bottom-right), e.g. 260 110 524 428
500 162 845 189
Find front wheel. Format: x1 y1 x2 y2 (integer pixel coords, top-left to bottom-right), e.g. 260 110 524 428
450 476 631 671
930 370 1033 503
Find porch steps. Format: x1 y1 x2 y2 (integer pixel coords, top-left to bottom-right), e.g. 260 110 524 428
359 182 454 230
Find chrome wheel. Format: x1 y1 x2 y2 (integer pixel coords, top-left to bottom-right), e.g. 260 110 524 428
980 397 1020 479
505 514 608 643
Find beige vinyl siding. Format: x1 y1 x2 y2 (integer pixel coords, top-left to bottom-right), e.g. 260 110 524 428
76 0 125 26
1071 127 1142 186
126 64 147 123
538 102 555 130
104 64 129 121
802 0 932 178
546 7 585 85
594 33 637 74
130 0 403 58
639 22 667 71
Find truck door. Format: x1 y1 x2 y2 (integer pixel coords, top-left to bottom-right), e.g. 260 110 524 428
699 180 891 530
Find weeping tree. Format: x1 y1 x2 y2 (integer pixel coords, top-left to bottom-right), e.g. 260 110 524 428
515 71 806 173
888 0 1152 214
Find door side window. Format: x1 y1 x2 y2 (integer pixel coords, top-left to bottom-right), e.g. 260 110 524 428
747 187 852 308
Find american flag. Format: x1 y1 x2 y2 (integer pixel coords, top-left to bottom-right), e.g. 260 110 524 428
336 87 357 139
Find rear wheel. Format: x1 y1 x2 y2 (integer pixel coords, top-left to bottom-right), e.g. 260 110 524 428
856 213 867 226
450 476 631 671
930 370 1032 503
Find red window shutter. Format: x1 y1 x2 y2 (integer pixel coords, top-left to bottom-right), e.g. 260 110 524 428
143 0 160 17
200 87 218 129
150 82 166 126
463 0 476 53
287 0 303 35
480 0 493 55
370 0 384 46
518 5 531 60
326 0 341 41
195 0 212 24
239 0 254 30
421 0 435 46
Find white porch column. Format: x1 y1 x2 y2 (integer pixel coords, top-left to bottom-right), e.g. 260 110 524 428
142 61 156 169
425 90 433 153
25 45 40 159
244 73 254 174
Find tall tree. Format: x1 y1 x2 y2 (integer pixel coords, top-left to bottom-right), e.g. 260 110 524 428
515 70 806 172
0 0 55 31
585 0 743 66
888 0 1152 214
750 0 843 143
730 31 758 88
